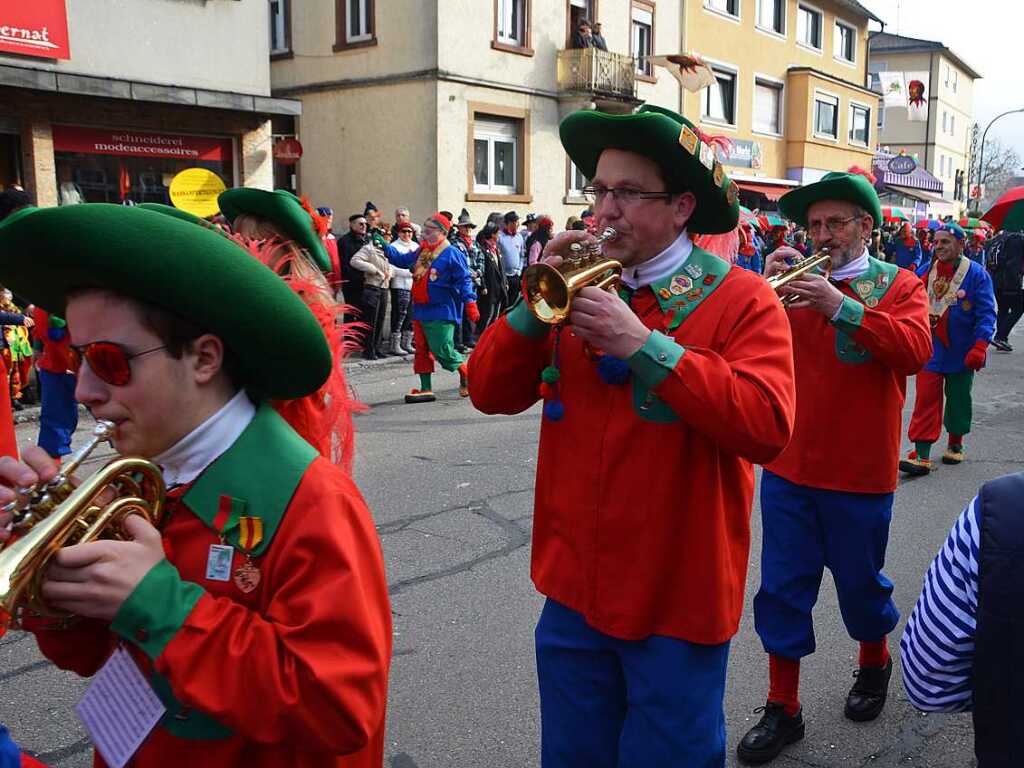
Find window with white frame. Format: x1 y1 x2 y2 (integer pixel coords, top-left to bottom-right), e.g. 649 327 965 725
754 79 783 134
569 160 588 197
942 111 948 132
270 0 289 53
950 114 956 136
814 92 839 138
497 0 528 47
834 21 855 63
849 104 869 146
631 3 654 77
756 0 785 34
797 4 822 49
345 0 372 43
952 69 958 93
706 0 739 18
474 117 520 195
703 67 737 125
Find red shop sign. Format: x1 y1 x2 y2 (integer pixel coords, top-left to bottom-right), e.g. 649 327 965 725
273 138 303 165
52 126 232 162
0 0 70 60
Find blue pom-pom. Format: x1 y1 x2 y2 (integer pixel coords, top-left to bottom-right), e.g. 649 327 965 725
596 355 631 385
543 400 565 422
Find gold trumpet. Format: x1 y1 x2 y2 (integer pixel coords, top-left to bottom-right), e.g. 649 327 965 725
522 227 621 324
767 248 832 306
0 421 165 626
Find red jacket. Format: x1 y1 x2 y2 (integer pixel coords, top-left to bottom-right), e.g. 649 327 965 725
766 261 932 493
470 260 795 644
30 445 391 768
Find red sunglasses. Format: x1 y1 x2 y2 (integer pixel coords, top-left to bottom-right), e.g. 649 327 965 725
69 341 168 386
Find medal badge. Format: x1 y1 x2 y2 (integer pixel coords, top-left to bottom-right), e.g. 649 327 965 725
699 143 716 171
866 296 879 308
659 287 672 300
703 274 716 286
686 287 704 302
855 280 874 299
684 264 704 279
726 181 739 206
678 126 699 155
962 299 973 312
932 276 950 299
713 163 724 188
232 516 264 595
876 273 890 288
670 275 693 294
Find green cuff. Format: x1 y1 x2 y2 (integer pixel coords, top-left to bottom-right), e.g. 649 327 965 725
112 559 204 661
506 301 549 339
627 331 685 388
831 295 865 334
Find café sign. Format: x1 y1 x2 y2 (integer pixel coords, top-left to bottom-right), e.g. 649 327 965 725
888 155 917 175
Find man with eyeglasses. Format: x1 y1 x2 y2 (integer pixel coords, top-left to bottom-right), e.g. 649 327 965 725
0 204 391 768
469 104 797 767
339 213 370 316
737 170 932 765
899 222 995 476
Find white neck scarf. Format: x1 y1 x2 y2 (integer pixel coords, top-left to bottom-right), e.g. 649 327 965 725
831 247 871 281
620 229 693 289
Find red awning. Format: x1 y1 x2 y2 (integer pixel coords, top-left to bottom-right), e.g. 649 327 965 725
735 181 791 201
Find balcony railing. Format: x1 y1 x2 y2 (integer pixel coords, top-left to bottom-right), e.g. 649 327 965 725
556 48 637 100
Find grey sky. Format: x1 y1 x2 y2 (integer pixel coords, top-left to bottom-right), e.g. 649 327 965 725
860 0 1024 165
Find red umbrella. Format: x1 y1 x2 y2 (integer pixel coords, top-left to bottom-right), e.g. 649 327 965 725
915 219 941 230
982 186 1024 231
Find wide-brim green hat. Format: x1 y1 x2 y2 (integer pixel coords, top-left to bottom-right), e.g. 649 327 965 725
779 171 882 228
137 202 207 227
0 204 331 400
559 104 739 234
218 188 331 272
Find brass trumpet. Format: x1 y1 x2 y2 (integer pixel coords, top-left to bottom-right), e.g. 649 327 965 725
522 227 621 324
767 248 832 307
0 421 166 626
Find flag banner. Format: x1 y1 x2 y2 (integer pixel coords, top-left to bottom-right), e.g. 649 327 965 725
906 71 930 122
647 53 716 93
878 71 906 108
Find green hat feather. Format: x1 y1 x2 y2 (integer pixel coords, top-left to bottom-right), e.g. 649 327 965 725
558 104 739 234
0 204 331 400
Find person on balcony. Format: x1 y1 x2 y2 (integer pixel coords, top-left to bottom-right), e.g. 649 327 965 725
571 18 594 49
592 22 608 51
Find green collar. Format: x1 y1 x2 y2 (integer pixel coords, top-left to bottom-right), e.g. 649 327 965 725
648 246 732 331
842 256 899 308
182 403 318 556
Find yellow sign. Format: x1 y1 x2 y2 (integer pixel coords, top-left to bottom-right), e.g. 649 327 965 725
169 168 227 219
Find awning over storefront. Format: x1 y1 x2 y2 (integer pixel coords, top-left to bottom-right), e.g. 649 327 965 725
886 185 947 204
733 175 798 202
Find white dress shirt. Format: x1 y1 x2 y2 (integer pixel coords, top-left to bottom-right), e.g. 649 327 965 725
620 229 693 289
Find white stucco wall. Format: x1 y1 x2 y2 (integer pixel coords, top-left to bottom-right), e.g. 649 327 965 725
0 0 272 95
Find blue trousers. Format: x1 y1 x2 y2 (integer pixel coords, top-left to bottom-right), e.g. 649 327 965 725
37 370 78 458
535 598 729 768
753 471 899 659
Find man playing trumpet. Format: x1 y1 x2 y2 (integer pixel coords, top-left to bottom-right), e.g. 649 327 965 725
737 170 932 764
469 104 797 767
0 204 391 768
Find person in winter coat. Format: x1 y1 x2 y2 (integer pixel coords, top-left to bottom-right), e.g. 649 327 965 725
351 239 393 360
387 224 418 355
988 228 1024 351
526 216 555 266
475 223 507 335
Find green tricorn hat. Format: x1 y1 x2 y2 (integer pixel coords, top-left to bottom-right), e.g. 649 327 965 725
0 204 331 400
218 188 331 272
778 171 883 229
137 202 208 227
559 104 739 234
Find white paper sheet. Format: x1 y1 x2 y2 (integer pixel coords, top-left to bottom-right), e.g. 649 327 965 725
75 646 166 768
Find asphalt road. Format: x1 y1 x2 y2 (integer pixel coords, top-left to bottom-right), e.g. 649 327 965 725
2 322 1023 768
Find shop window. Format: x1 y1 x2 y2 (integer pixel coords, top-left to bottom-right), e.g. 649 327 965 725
472 115 524 197
754 79 783 134
334 0 376 51
494 0 532 55
849 104 870 146
756 0 785 35
631 2 655 79
705 0 739 18
834 20 855 63
269 0 290 56
0 131 22 191
797 4 822 50
814 92 839 139
703 67 737 126
51 126 234 206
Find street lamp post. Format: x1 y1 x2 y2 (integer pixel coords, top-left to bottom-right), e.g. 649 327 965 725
973 107 1024 214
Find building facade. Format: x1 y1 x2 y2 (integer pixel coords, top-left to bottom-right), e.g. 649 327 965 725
272 0 684 225
868 32 980 218
680 0 882 208
0 0 298 208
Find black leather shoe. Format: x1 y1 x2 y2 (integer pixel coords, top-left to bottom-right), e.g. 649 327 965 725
844 659 893 722
737 702 805 764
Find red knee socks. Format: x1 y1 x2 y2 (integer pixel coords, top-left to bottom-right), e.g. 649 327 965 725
948 434 963 448
768 654 801 716
858 637 890 669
